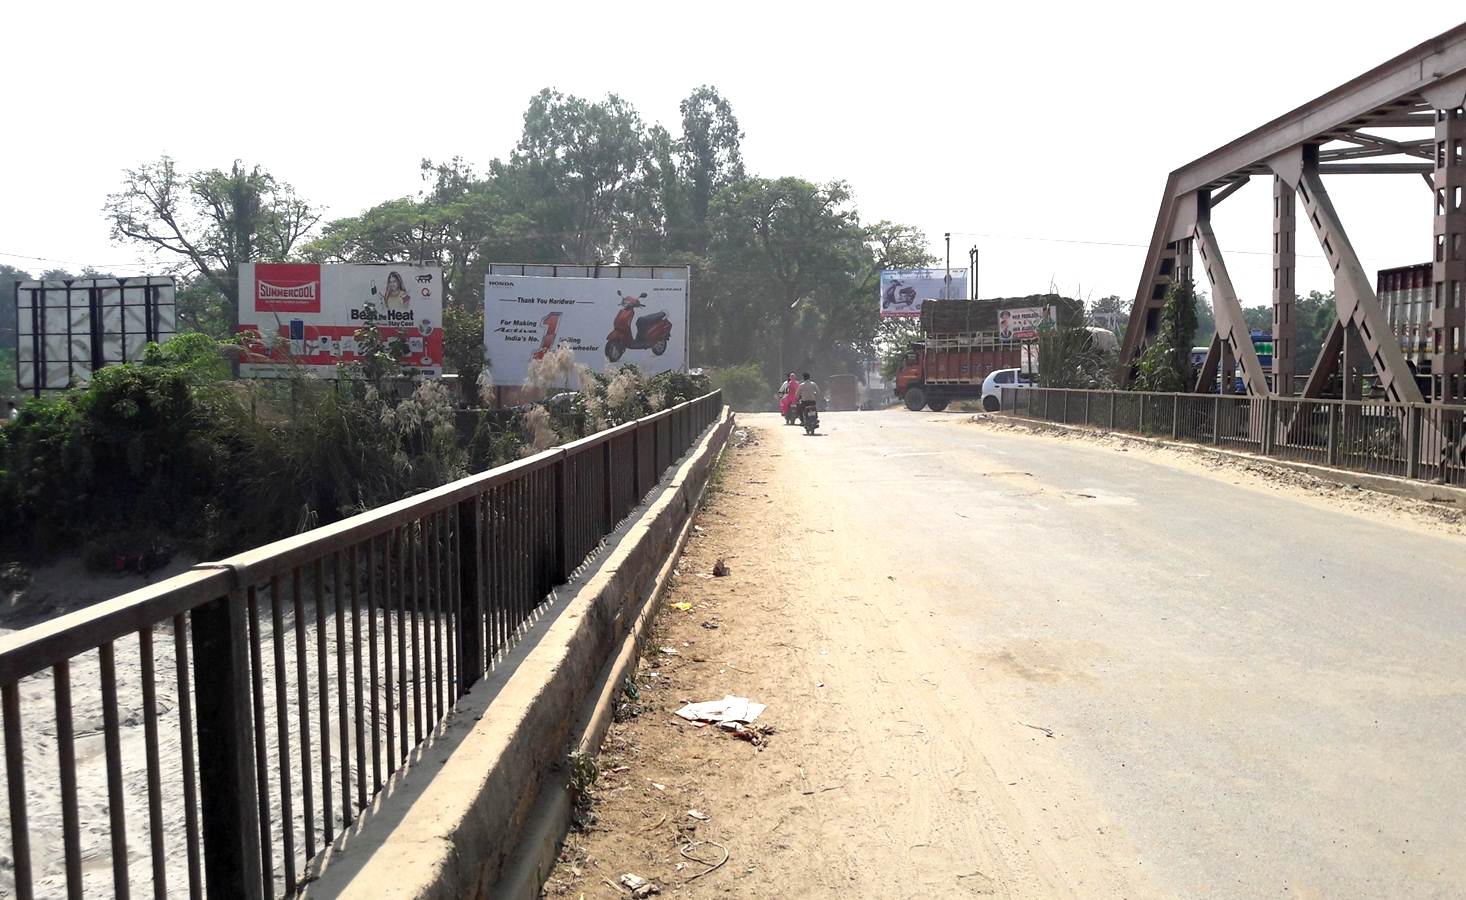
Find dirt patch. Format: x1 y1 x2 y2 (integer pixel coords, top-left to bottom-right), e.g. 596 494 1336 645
969 414 1466 537
542 421 1147 900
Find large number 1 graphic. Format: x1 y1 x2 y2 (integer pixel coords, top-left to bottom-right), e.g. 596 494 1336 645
531 312 564 360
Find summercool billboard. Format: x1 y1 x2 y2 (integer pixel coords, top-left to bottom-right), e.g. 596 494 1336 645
483 273 689 383
236 263 443 377
879 268 968 318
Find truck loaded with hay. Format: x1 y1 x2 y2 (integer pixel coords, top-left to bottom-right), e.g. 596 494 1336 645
892 295 1083 411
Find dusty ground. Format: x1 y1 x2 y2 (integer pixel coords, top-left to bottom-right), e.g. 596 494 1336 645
543 423 1147 900
545 409 1466 899
969 413 1466 537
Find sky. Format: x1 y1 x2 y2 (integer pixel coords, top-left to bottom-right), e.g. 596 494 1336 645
3 1 1463 310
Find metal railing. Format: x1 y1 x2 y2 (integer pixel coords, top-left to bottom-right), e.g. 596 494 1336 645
0 390 724 900
1000 386 1466 485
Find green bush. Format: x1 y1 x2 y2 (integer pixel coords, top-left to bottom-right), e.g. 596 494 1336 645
0 332 716 566
708 364 766 411
1132 281 1198 392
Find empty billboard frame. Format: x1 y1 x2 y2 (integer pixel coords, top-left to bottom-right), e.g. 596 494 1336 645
14 276 177 395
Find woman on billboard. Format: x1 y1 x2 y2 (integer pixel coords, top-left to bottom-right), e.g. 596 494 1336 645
382 271 410 310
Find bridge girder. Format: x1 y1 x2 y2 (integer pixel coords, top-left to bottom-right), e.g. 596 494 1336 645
1119 26 1466 401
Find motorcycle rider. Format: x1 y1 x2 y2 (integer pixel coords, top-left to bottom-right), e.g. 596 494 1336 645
797 372 820 414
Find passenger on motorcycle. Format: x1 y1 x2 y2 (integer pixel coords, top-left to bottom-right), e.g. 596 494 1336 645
779 371 799 419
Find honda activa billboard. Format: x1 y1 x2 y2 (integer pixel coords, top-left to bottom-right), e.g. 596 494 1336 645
237 263 443 377
879 268 967 318
483 274 688 384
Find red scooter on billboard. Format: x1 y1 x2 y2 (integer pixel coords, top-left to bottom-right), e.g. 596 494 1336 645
605 291 673 362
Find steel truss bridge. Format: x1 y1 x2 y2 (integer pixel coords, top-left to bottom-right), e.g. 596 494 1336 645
1120 24 1466 410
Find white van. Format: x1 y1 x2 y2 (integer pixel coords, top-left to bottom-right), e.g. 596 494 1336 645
980 367 1035 411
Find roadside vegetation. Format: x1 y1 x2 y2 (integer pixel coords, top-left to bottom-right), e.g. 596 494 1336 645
0 328 707 569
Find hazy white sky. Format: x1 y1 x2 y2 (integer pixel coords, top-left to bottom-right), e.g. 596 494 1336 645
3 2 1462 308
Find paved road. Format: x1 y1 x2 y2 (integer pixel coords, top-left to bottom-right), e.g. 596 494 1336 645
763 409 1466 898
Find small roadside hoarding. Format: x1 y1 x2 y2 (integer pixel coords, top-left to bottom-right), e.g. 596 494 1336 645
879 268 967 319
996 306 1051 340
236 263 443 377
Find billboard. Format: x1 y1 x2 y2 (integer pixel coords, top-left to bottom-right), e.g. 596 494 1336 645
879 268 967 318
236 263 443 378
997 306 1050 340
483 271 689 384
15 276 176 394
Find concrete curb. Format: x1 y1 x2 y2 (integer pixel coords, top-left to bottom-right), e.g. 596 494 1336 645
306 409 736 900
492 412 734 900
991 413 1466 510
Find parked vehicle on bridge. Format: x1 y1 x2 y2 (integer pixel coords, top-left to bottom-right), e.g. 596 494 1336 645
980 367 1036 411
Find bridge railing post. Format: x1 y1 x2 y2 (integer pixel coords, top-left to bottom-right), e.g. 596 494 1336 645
1139 393 1147 434
1326 402 1340 466
1109 391 1117 429
1406 404 1422 480
1260 397 1274 455
1213 395 1222 445
1171 395 1181 440
457 498 483 691
191 591 265 900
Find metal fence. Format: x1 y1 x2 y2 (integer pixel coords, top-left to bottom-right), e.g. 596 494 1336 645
1000 387 1466 485
0 390 724 900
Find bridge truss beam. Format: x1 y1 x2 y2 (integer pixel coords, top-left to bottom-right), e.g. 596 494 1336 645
1119 25 1466 397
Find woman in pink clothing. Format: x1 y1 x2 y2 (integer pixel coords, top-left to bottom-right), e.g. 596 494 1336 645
779 371 799 420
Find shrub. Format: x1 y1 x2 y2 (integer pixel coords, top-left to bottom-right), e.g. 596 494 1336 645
708 364 766 411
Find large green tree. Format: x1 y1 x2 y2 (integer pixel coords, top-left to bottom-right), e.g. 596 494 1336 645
674 85 745 253
702 177 866 378
498 89 659 263
104 158 319 333
303 158 539 311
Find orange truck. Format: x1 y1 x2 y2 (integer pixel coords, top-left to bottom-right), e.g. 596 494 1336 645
894 334 1033 411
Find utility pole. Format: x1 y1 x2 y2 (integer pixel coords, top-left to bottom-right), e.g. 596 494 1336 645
944 232 952 299
969 246 980 300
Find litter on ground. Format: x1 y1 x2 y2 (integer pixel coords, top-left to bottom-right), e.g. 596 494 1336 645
674 695 766 726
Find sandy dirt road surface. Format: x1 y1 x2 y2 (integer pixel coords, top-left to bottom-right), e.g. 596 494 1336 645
544 410 1466 899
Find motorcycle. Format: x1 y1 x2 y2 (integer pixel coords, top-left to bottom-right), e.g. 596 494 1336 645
779 387 799 424
605 292 673 362
799 399 820 435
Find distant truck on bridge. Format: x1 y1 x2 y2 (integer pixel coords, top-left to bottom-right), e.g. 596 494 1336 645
892 297 1083 411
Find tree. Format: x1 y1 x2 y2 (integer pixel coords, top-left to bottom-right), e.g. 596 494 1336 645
499 90 655 262
304 158 538 311
1132 280 1199 392
1242 305 1272 332
1293 290 1337 370
675 86 745 252
1 264 31 353
1088 294 1131 333
1192 291 1216 342
104 158 320 330
702 177 866 379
